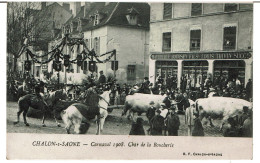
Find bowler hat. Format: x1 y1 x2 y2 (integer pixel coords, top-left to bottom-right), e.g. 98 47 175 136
149 101 155 105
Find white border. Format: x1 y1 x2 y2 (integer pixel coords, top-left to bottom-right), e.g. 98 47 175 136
1 1 259 163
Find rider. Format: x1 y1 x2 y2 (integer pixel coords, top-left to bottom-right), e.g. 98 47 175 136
84 85 104 119
34 84 48 108
139 77 150 94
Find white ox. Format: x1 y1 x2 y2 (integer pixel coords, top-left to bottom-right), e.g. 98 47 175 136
194 97 252 129
121 93 167 119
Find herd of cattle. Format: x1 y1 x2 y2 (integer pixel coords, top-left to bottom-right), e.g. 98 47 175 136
12 88 253 136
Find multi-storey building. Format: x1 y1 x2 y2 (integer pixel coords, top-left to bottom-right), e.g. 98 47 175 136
149 3 253 88
48 2 150 85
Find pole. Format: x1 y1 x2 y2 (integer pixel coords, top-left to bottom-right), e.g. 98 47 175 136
57 71 60 89
114 51 116 80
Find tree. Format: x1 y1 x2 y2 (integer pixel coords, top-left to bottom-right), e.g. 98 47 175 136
7 2 55 71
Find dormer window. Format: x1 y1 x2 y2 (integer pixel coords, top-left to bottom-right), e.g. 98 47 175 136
126 7 139 25
94 14 99 26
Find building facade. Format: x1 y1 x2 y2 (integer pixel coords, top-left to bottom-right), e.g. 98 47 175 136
149 3 253 88
49 2 150 85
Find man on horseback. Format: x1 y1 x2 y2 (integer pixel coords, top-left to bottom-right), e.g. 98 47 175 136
82 85 107 120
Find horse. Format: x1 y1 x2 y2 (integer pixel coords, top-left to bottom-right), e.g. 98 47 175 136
60 90 111 135
13 89 67 127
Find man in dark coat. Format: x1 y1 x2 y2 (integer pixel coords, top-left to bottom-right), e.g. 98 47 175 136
223 117 239 137
163 92 172 109
139 77 150 94
98 71 106 84
166 106 180 136
146 101 156 123
150 110 165 136
192 112 204 136
246 79 253 101
129 117 145 135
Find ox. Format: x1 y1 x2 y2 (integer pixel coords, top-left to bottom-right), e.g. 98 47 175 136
121 93 167 120
194 97 252 130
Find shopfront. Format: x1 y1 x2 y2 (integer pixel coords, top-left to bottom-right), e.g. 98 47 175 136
155 61 178 83
214 60 246 85
182 61 208 87
149 51 252 88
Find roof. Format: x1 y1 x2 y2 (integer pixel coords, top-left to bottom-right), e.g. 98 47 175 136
63 2 150 32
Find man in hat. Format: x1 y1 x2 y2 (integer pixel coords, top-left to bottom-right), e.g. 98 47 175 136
238 106 249 127
163 92 172 109
185 100 195 136
98 71 106 84
166 105 180 136
139 77 150 94
150 109 165 136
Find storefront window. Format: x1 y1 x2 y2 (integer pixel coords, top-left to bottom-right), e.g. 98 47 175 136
182 61 208 88
214 60 245 85
156 61 177 84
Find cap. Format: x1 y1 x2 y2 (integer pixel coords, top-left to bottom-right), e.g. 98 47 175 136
149 101 155 105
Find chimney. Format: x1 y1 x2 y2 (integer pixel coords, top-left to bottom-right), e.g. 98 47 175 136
62 3 70 12
84 2 91 18
41 2 46 10
72 2 81 17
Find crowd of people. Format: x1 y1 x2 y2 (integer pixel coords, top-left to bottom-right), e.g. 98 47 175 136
7 70 253 137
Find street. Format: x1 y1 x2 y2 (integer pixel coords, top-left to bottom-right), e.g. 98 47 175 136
7 101 223 136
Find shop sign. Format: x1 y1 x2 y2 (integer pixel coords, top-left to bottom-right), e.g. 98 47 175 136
151 51 252 60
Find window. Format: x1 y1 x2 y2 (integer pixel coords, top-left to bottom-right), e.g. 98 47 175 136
224 3 238 12
156 61 178 83
191 3 202 16
127 65 136 80
163 3 172 20
94 14 99 26
223 26 236 50
190 30 201 51
162 32 171 52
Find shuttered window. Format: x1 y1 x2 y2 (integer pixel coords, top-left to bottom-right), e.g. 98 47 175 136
93 37 100 55
239 4 253 10
190 30 201 51
127 65 136 80
191 3 202 16
223 26 236 50
224 3 238 12
162 32 171 52
163 3 172 20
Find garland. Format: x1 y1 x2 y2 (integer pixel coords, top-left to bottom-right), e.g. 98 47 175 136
21 34 116 65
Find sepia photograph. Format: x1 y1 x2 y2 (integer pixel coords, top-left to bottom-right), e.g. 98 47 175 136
5 1 254 160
